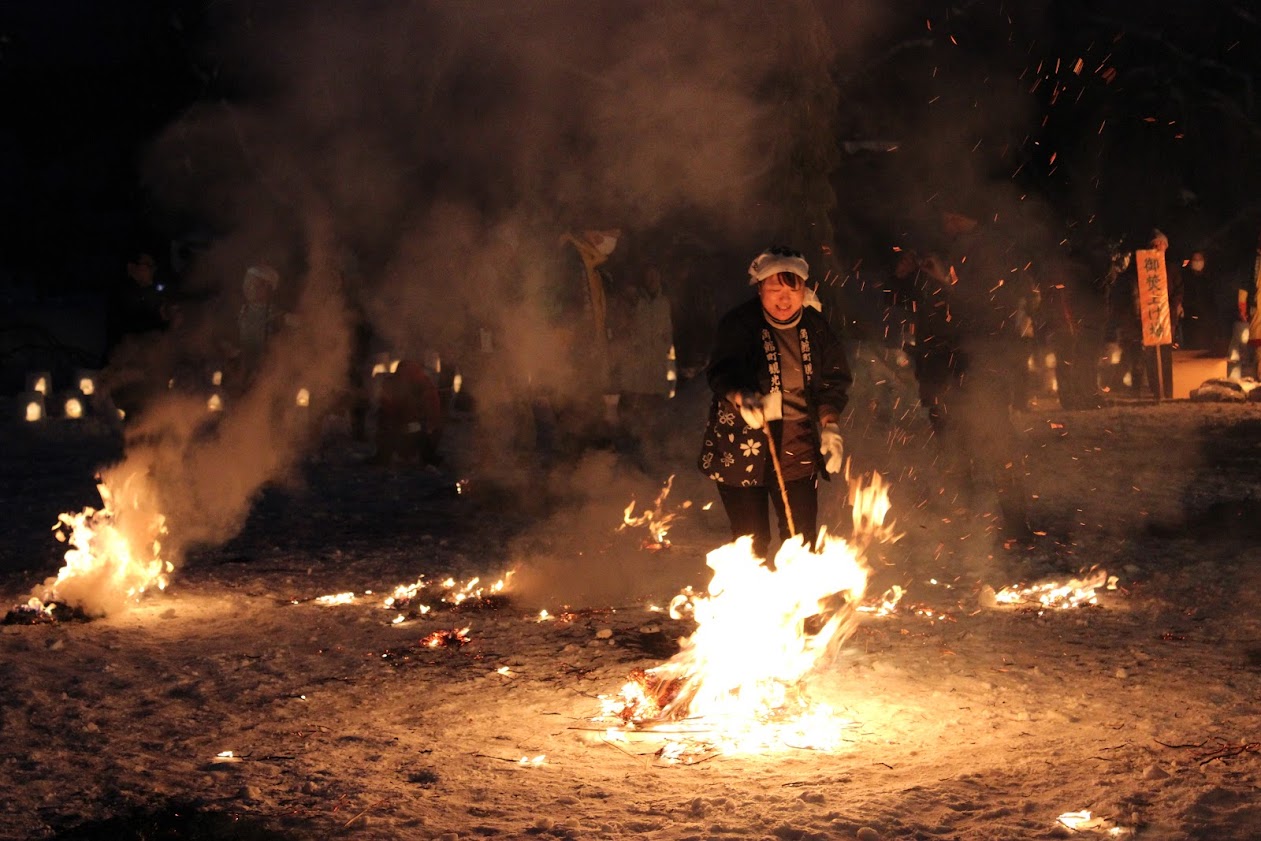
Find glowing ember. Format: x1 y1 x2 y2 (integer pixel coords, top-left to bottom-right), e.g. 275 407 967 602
422 627 470 648
315 592 356 605
990 567 1116 610
620 475 688 549
29 474 171 618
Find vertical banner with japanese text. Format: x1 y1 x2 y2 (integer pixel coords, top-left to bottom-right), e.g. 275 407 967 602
1135 248 1171 347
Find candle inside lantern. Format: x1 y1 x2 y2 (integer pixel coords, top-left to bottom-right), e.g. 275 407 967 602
63 397 84 419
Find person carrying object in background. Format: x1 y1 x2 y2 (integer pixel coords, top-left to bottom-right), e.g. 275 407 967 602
614 262 675 466
540 227 622 457
697 246 852 562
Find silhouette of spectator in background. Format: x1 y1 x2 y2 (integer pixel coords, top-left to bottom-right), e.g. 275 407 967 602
1179 250 1222 354
105 251 171 366
1038 247 1107 410
235 263 282 385
1233 230 1261 380
613 262 674 464
373 354 444 468
908 197 1036 541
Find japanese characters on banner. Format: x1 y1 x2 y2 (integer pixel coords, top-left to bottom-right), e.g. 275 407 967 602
1135 248 1171 347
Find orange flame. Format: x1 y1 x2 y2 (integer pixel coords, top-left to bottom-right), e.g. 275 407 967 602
601 472 897 756
990 567 1116 610
620 475 688 548
30 473 171 618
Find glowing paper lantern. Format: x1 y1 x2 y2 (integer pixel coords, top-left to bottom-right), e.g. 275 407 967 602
74 369 98 396
26 371 51 395
20 392 45 422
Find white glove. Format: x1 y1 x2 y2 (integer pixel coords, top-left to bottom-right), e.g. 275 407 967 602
730 390 765 430
819 422 844 474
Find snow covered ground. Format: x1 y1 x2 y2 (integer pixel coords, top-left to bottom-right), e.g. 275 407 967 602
2 388 1261 840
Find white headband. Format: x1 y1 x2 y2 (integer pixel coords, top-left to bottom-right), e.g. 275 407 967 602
748 253 810 285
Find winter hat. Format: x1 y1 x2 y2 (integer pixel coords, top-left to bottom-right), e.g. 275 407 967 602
244 263 280 292
748 245 809 285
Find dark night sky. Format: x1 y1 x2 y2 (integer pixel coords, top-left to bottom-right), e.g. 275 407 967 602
4 1 1261 293
0 0 209 285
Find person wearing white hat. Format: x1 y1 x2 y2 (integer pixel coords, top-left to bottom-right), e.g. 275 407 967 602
696 246 852 561
236 263 282 383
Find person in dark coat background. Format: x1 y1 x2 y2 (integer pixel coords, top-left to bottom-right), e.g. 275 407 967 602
104 251 171 366
697 246 852 561
907 198 1037 541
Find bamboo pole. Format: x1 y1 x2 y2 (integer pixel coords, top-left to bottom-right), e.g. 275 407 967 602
764 425 796 537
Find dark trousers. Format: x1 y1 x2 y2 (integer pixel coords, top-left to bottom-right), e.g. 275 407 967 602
717 476 818 561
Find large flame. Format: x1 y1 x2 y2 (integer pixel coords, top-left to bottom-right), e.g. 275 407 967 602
601 472 897 756
28 473 171 618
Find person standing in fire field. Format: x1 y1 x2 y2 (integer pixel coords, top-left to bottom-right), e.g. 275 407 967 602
373 355 444 468
105 251 172 366
613 263 675 466
908 199 1036 542
697 246 851 561
535 227 624 459
234 263 283 386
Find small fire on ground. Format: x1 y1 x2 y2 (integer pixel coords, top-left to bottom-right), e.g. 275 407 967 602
619 474 691 550
597 473 898 762
15 473 170 621
307 572 515 631
983 567 1117 612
